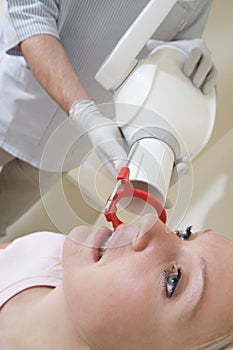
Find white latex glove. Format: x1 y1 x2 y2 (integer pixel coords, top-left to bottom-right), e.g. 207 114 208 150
69 100 127 175
147 38 217 94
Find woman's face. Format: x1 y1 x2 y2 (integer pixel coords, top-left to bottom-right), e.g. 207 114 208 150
62 214 233 350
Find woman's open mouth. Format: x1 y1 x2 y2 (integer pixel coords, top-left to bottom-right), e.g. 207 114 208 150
98 233 114 260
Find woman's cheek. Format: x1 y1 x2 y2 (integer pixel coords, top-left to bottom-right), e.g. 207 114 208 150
62 239 162 340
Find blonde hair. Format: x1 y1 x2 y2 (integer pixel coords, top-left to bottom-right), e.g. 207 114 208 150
192 333 233 350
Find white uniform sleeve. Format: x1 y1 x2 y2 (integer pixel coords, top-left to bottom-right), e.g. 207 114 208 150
173 0 213 39
4 0 60 55
149 0 213 41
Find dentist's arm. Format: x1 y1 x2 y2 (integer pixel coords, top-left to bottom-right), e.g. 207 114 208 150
20 34 90 114
20 34 127 174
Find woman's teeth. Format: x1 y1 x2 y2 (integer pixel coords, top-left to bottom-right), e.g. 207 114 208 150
99 233 114 259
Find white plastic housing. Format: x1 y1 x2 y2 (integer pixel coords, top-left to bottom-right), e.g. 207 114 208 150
113 46 216 161
128 138 175 206
95 0 177 91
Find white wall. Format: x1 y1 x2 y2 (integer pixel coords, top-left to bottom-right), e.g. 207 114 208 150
177 1 233 237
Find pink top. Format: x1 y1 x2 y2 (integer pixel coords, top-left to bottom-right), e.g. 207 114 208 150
0 232 65 309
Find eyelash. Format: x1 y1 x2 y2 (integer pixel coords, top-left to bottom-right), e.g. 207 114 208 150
160 226 191 299
161 266 182 298
175 226 192 240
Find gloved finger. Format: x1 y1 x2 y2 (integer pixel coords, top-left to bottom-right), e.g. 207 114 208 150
183 47 202 77
192 53 213 89
95 138 128 176
120 123 143 146
88 121 128 176
201 66 218 94
70 100 129 176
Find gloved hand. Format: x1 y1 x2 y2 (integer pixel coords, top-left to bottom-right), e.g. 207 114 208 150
147 38 217 94
69 100 128 176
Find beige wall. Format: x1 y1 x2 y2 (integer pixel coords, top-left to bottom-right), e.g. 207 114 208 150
177 0 233 237
203 0 233 148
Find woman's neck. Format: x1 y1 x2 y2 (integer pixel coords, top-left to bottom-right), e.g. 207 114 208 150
0 286 92 350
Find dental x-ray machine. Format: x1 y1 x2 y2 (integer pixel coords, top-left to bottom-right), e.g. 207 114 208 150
94 0 216 229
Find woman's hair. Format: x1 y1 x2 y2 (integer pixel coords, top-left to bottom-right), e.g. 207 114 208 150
193 332 233 350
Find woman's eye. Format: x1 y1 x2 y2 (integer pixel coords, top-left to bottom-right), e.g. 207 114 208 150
162 268 182 298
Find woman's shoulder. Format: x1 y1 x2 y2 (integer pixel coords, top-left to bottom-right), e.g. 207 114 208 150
0 231 65 308
0 231 65 251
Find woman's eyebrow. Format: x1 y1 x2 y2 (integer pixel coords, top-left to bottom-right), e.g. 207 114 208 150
180 257 207 322
202 229 213 234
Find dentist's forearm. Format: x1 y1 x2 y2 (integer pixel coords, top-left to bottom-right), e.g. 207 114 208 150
20 34 91 115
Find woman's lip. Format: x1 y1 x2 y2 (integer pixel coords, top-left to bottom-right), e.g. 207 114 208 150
93 226 113 262
93 214 158 262
67 225 113 262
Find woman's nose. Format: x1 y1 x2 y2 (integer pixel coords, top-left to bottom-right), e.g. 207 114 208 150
132 230 152 252
131 215 168 252
130 213 157 252
132 214 163 252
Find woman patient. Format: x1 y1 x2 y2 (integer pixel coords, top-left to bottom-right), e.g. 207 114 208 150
0 213 233 350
